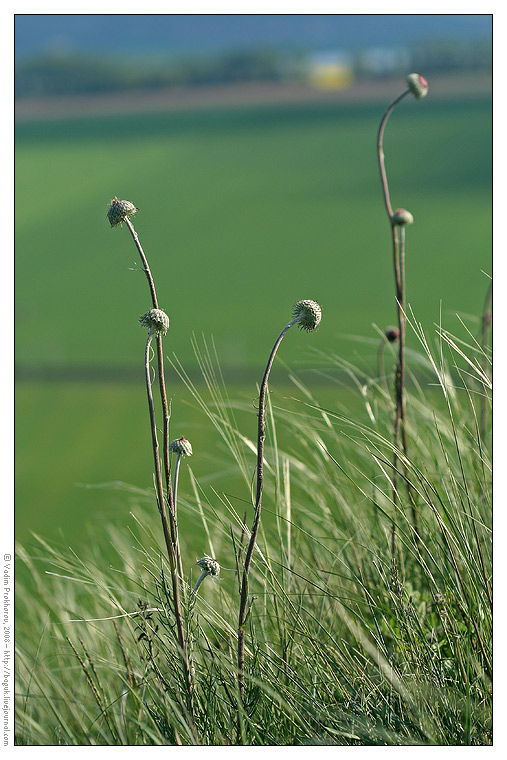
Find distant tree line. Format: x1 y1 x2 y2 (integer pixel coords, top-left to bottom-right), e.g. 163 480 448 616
15 39 491 99
15 48 284 98
409 38 492 74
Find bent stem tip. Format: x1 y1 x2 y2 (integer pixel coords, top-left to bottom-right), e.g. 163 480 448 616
237 299 322 719
193 556 220 594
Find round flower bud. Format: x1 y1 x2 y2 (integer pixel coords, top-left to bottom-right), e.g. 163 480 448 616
385 326 400 343
293 299 322 332
169 437 193 457
406 73 428 99
197 556 220 577
139 308 170 336
107 197 138 227
392 209 414 227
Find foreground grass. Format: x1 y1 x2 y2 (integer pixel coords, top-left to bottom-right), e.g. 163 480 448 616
16 319 491 745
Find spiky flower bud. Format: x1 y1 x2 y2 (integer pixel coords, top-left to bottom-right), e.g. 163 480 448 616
169 437 193 457
139 308 170 336
107 197 138 227
385 326 400 343
392 208 414 227
197 556 220 577
406 73 428 99
293 299 322 331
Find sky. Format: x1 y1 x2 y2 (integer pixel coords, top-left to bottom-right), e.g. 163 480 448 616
14 13 492 58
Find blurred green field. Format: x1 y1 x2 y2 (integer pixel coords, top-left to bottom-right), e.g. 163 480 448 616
16 94 491 371
15 379 248 543
15 89 491 549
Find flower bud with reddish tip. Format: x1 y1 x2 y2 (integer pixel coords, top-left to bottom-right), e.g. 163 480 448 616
107 197 138 227
392 208 414 227
406 73 428 99
169 437 193 457
385 326 400 343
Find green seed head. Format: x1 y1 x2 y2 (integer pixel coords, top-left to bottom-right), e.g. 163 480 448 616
392 208 414 227
139 308 170 336
406 73 428 99
169 437 193 457
107 197 138 227
197 556 220 577
293 300 322 331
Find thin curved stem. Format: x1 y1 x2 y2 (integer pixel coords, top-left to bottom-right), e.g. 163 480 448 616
192 570 208 595
125 217 159 309
377 89 410 219
144 334 167 539
172 453 185 589
237 317 298 720
156 334 173 512
173 453 182 510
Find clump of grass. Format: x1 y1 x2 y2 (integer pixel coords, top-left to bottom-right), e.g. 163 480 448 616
15 313 491 745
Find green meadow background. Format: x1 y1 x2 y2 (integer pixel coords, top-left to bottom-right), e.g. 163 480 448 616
15 82 491 549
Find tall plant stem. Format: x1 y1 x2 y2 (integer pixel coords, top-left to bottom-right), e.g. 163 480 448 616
144 332 196 728
398 227 420 543
127 215 194 730
237 317 298 730
480 281 492 442
391 222 403 556
124 218 173 516
377 89 420 551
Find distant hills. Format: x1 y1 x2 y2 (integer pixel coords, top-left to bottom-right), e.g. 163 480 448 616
15 14 492 58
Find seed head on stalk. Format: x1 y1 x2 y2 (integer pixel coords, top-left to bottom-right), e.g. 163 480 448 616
236 299 322 735
169 437 193 457
193 556 220 595
293 299 322 331
139 308 170 336
406 73 428 99
107 197 138 227
392 208 414 227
